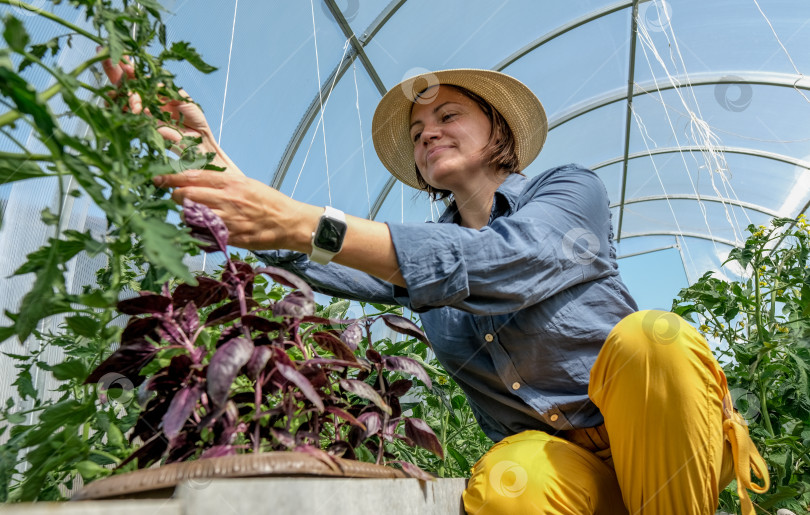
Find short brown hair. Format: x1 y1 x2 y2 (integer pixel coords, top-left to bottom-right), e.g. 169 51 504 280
413 85 520 201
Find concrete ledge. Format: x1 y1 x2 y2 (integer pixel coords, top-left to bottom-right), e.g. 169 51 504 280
176 478 468 515
0 478 468 515
0 499 181 514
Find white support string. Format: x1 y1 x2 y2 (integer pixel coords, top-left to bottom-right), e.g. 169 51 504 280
634 1 752 266
752 0 810 105
309 0 332 206
401 181 404 223
352 62 372 216
217 0 238 146
290 38 352 199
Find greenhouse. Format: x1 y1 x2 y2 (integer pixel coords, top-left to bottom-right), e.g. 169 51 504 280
0 0 808 513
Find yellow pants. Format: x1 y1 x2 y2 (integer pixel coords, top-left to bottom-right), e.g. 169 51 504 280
463 310 769 514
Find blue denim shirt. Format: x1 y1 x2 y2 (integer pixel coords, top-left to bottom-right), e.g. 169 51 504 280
255 164 637 441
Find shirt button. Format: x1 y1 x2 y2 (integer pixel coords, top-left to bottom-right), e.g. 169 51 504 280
511 382 520 390
484 334 494 342
550 414 559 422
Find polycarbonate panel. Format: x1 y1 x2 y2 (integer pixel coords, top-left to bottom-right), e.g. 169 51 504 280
592 162 624 205
622 152 810 216
634 0 810 84
526 101 626 176
618 246 687 310
619 198 772 245
164 0 349 185
372 183 437 224
628 85 810 164
503 6 630 118
366 0 616 88
277 64 388 219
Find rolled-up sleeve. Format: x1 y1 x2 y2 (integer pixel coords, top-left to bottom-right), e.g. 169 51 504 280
387 165 616 314
252 250 401 305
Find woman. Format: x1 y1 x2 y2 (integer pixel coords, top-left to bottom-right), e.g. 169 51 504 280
104 58 768 514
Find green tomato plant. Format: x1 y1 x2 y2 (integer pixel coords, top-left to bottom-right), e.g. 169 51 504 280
672 217 810 514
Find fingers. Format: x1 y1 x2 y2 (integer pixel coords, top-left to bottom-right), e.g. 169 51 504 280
154 170 231 189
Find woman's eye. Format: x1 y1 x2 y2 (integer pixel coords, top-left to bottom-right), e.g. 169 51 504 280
412 132 421 142
442 113 456 122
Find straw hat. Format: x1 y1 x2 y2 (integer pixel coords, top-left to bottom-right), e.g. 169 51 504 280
371 69 548 190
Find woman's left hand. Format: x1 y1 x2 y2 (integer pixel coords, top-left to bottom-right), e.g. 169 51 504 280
155 170 317 252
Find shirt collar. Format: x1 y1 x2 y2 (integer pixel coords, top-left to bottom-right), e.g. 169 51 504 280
437 173 527 224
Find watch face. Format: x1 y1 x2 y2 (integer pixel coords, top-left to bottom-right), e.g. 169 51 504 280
314 216 347 253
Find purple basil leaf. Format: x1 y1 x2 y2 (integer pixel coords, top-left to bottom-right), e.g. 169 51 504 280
207 336 254 406
178 301 199 337
172 277 229 309
276 362 324 412
117 292 171 315
162 383 203 440
382 355 432 389
306 357 370 371
339 379 390 414
340 323 363 350
182 198 229 254
273 290 315 319
157 317 186 346
404 417 444 459
380 314 428 344
390 460 435 481
365 348 382 364
387 379 413 398
312 331 358 362
255 266 313 296
117 433 168 471
241 314 283 333
246 345 272 380
270 427 296 448
356 411 382 440
200 445 236 460
205 299 258 327
326 440 353 459
325 406 365 429
121 317 159 345
84 339 158 387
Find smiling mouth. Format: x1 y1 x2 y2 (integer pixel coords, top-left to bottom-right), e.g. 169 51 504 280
427 146 452 161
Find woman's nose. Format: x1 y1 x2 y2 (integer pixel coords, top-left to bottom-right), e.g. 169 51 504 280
420 124 440 142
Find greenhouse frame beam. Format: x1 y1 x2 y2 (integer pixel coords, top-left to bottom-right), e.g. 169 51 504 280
494 0 641 71
617 243 678 260
611 194 781 218
616 0 640 242
621 231 738 248
270 0 405 189
591 145 810 171
548 71 810 130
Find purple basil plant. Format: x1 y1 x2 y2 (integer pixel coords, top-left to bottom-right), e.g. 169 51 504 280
85 199 442 478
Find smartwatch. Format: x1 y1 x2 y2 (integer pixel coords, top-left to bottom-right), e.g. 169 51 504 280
310 206 347 265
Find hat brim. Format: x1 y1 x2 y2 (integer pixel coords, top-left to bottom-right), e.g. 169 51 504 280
371 69 548 191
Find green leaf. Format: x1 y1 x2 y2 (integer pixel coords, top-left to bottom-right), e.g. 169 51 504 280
0 326 16 344
5 412 26 424
447 446 470 473
162 41 217 73
13 369 36 400
49 360 88 381
0 67 57 140
75 459 109 481
106 422 123 449
0 155 49 185
65 315 100 338
130 215 196 285
2 16 30 52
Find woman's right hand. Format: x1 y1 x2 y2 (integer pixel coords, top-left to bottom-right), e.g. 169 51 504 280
100 53 243 176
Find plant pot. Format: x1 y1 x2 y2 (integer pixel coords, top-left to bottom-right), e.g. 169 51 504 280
72 452 408 501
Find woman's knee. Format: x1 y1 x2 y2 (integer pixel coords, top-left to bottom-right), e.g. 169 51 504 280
463 431 625 515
